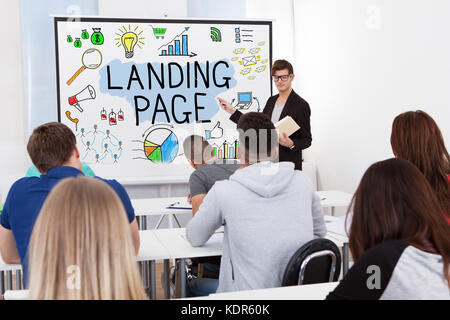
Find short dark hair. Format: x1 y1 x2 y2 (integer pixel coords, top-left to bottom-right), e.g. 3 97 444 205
182 135 212 164
236 112 278 163
27 122 76 173
271 59 294 76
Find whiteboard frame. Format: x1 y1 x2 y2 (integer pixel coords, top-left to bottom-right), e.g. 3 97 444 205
53 16 273 184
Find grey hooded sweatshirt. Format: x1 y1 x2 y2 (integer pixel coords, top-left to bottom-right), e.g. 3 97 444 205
186 161 327 293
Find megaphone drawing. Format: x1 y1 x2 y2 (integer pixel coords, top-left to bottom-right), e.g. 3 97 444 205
68 85 96 112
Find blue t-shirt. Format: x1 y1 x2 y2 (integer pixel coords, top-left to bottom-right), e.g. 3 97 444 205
0 166 135 287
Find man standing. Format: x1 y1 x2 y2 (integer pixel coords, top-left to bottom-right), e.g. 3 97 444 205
218 59 311 170
0 122 139 287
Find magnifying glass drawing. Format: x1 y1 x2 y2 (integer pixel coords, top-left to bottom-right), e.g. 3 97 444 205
67 48 103 85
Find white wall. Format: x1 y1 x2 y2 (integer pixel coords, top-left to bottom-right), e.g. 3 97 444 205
0 0 26 146
0 0 29 199
99 0 187 18
246 0 295 73
293 0 450 195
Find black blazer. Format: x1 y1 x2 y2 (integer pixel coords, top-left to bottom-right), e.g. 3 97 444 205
229 90 312 170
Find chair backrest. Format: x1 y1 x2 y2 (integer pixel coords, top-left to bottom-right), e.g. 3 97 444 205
282 238 341 286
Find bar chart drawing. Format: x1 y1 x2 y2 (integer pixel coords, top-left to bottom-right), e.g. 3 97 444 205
158 28 197 57
212 140 239 159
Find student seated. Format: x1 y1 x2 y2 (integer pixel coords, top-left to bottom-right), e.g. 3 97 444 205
186 112 326 294
326 158 450 300
391 110 450 222
182 135 241 295
183 134 241 215
28 177 147 300
0 122 139 287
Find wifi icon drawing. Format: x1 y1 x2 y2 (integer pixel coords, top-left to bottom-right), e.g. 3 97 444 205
210 27 222 42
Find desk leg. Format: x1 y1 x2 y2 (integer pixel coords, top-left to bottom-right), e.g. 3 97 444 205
167 184 174 229
155 215 166 229
164 259 170 299
173 214 182 228
180 258 187 298
331 207 335 216
0 271 5 295
149 261 156 300
143 261 149 294
143 215 148 230
16 270 22 289
6 271 12 290
343 242 349 277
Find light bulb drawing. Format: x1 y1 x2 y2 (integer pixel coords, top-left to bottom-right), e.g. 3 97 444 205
122 32 137 58
115 25 145 59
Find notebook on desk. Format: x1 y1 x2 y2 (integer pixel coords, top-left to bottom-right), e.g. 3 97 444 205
166 200 192 210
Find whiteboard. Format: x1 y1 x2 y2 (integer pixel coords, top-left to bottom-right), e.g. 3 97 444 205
54 17 272 180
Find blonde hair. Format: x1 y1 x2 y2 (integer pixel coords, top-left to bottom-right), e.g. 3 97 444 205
28 177 147 300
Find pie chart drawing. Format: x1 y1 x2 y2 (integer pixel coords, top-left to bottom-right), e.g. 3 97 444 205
144 128 179 163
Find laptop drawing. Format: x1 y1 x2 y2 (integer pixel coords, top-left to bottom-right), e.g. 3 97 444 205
235 92 253 110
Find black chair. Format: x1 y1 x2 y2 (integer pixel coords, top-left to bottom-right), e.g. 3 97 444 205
282 238 341 286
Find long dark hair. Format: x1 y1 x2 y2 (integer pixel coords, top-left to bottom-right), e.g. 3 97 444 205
391 110 450 218
347 158 450 286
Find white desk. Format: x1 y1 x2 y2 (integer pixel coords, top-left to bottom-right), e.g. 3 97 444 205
152 228 223 299
136 228 223 299
137 230 171 262
132 190 353 229
0 257 22 295
151 227 347 299
316 190 353 216
204 281 339 300
1 232 170 299
3 289 29 300
136 230 171 300
131 197 189 229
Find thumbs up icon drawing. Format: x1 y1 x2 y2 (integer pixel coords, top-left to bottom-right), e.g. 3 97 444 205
205 121 223 140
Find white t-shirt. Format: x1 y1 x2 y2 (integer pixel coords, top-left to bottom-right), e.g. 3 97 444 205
271 103 285 123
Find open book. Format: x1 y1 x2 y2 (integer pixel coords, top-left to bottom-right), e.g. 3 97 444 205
274 116 300 137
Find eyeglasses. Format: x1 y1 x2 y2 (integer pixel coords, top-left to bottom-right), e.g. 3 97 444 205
272 74 291 82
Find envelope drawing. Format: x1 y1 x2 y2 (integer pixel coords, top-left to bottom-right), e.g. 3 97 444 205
242 55 257 67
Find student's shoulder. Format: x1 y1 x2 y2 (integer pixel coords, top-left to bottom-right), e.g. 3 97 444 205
94 176 127 193
209 178 234 192
189 167 208 182
10 176 41 192
292 170 315 189
326 240 409 300
352 240 410 273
